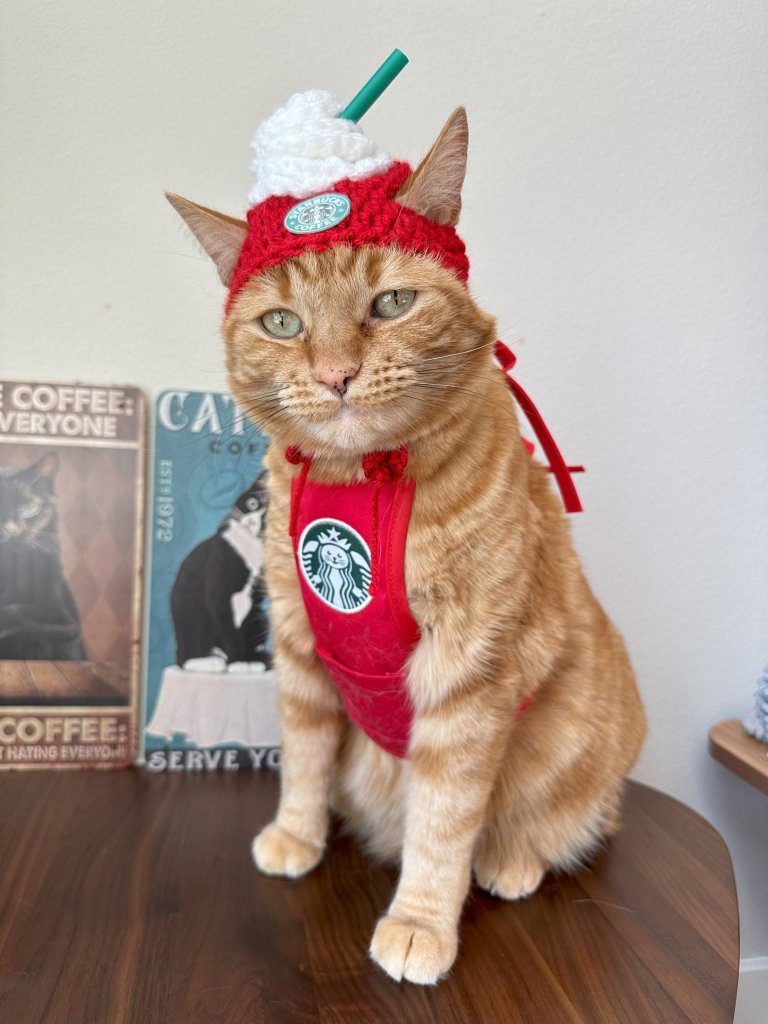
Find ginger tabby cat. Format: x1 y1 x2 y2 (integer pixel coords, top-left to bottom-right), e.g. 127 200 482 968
168 107 646 985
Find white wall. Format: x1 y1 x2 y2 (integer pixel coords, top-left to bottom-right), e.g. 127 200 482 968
2 0 766 981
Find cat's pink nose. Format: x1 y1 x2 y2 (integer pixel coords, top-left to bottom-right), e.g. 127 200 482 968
314 363 360 397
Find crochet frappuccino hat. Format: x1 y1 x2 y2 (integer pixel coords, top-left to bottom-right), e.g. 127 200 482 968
168 50 471 310
225 64 473 307
226 59 470 309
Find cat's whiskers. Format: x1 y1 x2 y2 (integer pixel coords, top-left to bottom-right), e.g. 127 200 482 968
27 534 57 556
234 370 519 463
411 374 521 424
414 379 490 402
415 339 499 364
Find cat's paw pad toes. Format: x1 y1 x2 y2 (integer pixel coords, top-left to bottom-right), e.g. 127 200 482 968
369 915 457 985
252 823 323 878
475 857 547 901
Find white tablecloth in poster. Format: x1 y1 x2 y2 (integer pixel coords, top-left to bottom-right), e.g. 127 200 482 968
146 666 280 748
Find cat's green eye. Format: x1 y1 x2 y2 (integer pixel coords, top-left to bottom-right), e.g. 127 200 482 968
373 289 416 319
18 500 42 519
260 309 303 339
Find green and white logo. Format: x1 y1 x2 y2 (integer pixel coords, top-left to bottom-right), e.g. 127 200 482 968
298 518 372 613
284 193 351 235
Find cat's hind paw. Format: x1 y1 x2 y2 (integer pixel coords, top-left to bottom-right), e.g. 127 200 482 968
369 915 457 985
474 856 547 901
252 822 323 879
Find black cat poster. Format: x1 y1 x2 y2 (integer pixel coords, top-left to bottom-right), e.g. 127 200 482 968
0 380 145 770
143 390 280 772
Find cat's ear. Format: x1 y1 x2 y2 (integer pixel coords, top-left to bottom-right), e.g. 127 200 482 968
395 107 468 227
165 194 248 287
21 452 58 483
38 452 58 477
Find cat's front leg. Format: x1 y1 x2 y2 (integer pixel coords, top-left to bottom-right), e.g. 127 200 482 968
252 634 344 878
370 642 511 984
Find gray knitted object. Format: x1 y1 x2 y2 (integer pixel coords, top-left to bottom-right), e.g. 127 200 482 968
742 664 768 744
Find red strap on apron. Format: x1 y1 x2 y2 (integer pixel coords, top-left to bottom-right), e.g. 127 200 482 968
495 341 585 514
362 447 409 595
286 445 312 537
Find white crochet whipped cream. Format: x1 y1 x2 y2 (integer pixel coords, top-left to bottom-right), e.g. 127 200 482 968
247 89 394 205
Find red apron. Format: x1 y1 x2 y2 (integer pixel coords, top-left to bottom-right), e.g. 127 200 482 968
289 463 419 758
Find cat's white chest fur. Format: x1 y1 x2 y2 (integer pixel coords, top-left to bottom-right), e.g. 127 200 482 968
223 514 264 570
222 515 265 629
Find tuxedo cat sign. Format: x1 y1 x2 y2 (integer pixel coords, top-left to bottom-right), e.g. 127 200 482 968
143 389 281 771
0 379 145 770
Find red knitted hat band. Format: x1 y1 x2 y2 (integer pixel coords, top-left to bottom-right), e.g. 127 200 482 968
226 162 469 311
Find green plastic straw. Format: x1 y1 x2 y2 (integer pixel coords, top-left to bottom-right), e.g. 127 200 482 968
338 49 409 123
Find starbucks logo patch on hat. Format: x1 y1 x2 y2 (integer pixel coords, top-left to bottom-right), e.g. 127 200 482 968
284 193 351 234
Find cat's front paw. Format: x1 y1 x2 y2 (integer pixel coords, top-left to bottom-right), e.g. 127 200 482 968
227 661 267 673
181 655 227 673
369 914 457 985
252 822 323 878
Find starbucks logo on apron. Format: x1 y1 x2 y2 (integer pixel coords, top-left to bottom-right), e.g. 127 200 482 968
298 518 372 613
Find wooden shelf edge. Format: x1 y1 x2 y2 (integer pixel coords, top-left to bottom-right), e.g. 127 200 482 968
709 718 768 796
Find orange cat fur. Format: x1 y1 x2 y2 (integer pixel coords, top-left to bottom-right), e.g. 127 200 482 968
168 109 646 986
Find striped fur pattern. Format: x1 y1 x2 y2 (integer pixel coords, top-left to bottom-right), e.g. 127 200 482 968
169 109 646 986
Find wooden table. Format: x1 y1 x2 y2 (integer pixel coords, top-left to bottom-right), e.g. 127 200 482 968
0 770 739 1024
0 660 130 706
709 718 768 796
